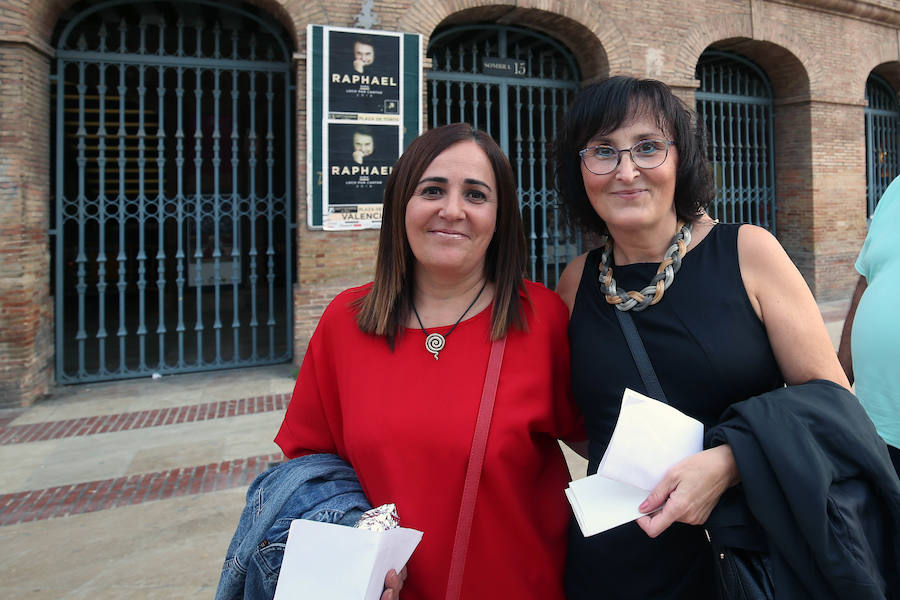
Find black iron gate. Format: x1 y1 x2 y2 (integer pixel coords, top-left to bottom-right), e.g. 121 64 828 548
696 50 777 232
865 74 900 218
52 0 294 383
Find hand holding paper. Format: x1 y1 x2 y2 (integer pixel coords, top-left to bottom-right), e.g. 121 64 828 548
273 519 422 600
635 443 740 538
565 388 704 537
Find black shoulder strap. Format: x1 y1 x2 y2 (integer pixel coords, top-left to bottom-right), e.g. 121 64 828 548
614 308 669 405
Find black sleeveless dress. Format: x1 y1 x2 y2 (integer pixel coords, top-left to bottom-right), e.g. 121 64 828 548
565 223 784 600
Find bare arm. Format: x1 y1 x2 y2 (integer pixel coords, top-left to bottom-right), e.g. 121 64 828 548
638 226 851 538
738 225 850 389
555 253 587 316
837 275 866 386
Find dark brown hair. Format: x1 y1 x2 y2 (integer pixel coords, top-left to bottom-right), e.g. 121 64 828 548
356 123 528 345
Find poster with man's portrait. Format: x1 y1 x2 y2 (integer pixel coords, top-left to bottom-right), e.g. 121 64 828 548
306 24 422 230
328 30 401 118
323 123 400 229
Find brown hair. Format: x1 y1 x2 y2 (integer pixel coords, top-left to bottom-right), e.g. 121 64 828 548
355 123 528 346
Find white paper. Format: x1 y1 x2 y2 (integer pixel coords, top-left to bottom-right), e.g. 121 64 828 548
598 388 705 490
273 519 423 600
566 477 652 537
565 388 704 537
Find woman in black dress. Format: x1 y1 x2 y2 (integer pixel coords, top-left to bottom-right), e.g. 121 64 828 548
554 76 850 599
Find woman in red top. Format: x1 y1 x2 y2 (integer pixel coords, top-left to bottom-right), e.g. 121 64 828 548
275 123 583 599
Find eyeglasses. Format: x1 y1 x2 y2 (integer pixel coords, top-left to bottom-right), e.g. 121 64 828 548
579 139 674 175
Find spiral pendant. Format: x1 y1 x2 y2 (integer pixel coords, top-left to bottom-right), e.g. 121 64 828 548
425 333 445 360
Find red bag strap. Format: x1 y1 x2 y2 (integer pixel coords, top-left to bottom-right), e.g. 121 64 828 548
444 336 506 600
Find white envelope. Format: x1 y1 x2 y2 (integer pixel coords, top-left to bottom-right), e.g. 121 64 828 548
273 519 423 600
566 475 653 537
597 388 705 491
565 388 704 537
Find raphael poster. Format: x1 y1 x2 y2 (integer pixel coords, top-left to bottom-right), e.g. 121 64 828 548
306 25 422 230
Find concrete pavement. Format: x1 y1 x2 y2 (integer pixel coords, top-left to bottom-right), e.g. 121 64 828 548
0 300 849 598
0 364 295 598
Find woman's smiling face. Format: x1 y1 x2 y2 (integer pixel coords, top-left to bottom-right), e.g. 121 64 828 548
580 113 679 233
404 140 498 280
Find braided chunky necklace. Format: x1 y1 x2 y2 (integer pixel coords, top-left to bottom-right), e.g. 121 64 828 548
411 280 487 360
598 221 692 312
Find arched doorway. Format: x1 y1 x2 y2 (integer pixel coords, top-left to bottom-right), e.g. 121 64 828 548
427 24 580 287
51 0 295 383
864 73 900 218
695 50 776 232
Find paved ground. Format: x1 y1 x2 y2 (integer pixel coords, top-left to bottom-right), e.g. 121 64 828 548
0 365 296 598
0 299 849 598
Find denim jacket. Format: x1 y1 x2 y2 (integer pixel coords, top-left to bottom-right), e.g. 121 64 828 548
215 453 371 600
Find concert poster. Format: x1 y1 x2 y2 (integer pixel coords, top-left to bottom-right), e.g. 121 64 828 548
306 25 422 230
323 122 400 230
327 30 401 119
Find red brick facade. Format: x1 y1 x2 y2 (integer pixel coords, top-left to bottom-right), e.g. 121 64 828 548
1 0 899 406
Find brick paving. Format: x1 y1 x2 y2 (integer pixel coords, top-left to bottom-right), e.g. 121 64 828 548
0 452 284 527
0 393 289 445
0 383 291 530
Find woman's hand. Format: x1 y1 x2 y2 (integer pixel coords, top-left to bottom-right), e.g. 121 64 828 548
380 567 408 600
634 445 739 538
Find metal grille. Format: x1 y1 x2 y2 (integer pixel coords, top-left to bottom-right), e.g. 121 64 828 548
696 51 776 232
52 0 294 383
865 74 900 218
427 25 580 288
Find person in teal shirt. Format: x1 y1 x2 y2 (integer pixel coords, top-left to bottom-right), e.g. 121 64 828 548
839 175 900 477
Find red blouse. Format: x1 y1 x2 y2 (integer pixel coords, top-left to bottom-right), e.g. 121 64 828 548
275 280 583 599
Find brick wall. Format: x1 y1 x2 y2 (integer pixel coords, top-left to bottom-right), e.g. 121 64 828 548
0 39 53 407
773 99 816 287
1 0 899 405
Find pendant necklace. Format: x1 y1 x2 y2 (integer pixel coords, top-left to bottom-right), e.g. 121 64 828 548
411 280 487 360
598 221 692 312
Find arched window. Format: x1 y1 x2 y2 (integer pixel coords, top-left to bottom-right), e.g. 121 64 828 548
696 50 776 232
52 0 295 383
427 24 580 287
865 74 900 217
